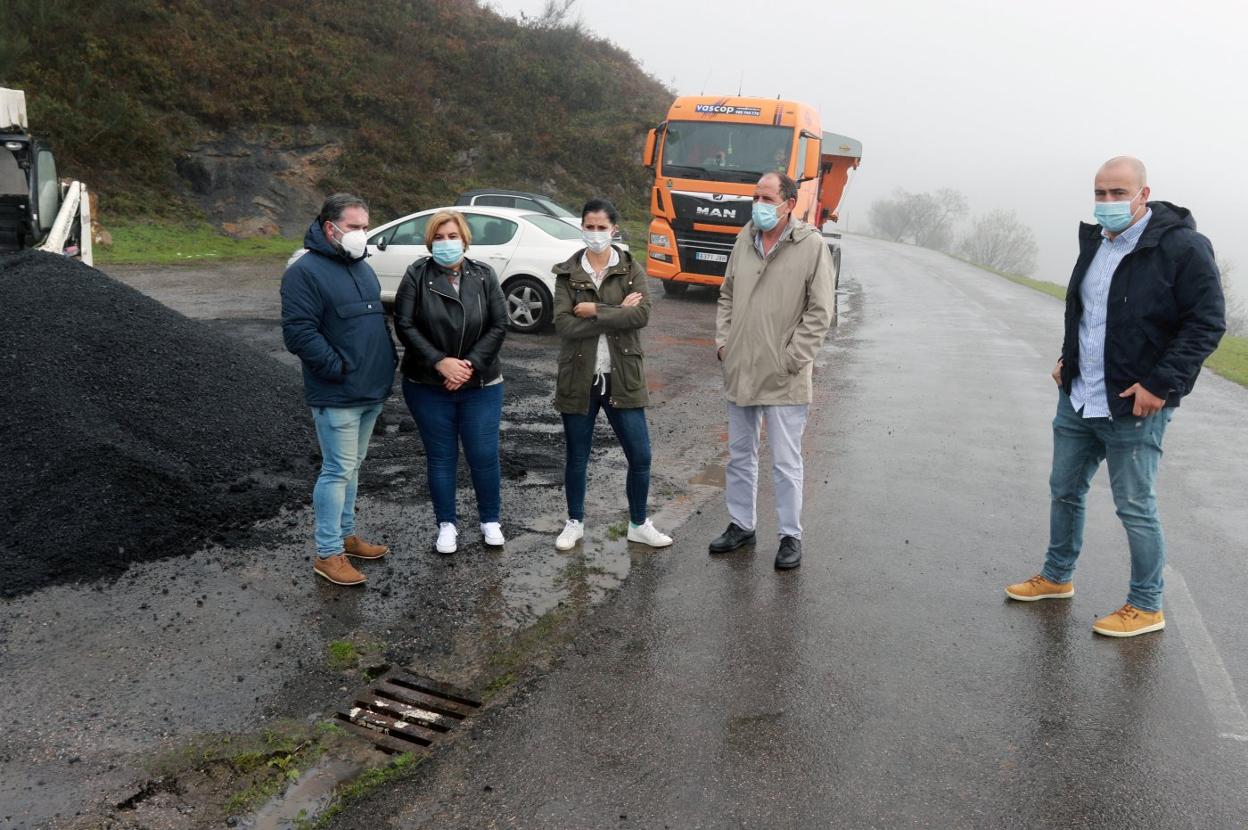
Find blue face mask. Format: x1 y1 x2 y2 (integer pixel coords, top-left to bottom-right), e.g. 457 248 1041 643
752 201 781 231
1093 190 1143 233
431 238 464 266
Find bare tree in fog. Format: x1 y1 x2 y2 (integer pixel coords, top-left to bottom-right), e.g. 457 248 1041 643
1218 258 1247 335
959 209 1040 276
869 188 968 252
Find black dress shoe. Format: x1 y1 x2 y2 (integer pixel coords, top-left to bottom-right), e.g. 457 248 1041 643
709 522 756 553
775 536 802 569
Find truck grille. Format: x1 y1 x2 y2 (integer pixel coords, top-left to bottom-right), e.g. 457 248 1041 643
676 228 738 277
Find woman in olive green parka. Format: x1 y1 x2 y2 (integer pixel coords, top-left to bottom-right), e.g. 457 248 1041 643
550 199 673 552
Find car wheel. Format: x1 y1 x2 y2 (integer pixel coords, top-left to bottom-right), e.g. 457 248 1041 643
661 279 689 297
503 276 553 333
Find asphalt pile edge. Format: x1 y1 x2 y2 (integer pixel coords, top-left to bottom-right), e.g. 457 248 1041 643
0 250 317 597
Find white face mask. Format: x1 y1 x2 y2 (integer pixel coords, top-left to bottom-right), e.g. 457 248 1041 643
331 222 368 259
582 229 613 253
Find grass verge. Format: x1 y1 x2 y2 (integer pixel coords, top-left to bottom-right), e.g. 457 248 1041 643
94 222 299 266
1205 334 1248 388
965 258 1248 389
301 753 425 829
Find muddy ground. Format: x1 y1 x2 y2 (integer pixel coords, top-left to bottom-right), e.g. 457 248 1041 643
0 256 759 828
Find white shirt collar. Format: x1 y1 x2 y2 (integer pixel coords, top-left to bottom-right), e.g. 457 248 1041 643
581 247 621 275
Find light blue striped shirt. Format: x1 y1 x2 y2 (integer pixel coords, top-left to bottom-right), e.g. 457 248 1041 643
1070 210 1152 418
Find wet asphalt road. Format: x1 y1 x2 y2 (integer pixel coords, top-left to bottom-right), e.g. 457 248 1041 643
329 235 1248 829
0 256 732 828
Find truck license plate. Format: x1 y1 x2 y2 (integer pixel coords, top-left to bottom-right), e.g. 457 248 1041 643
695 252 728 263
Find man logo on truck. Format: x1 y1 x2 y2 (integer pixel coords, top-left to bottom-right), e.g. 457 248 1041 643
697 206 739 220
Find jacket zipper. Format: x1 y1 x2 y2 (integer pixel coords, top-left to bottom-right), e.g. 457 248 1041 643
475 288 486 387
430 285 466 358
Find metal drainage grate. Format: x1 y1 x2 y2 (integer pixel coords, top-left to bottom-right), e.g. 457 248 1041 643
334 670 482 754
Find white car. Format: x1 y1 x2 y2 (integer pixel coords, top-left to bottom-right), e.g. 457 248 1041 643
365 206 585 333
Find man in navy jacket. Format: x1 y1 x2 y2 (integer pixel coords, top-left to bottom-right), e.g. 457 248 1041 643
281 193 398 586
1006 157 1225 636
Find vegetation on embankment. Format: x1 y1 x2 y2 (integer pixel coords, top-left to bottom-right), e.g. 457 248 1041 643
1 0 670 226
969 260 1248 389
94 223 299 265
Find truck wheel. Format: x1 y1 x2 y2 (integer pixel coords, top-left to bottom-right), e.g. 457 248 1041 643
662 279 689 298
834 248 842 290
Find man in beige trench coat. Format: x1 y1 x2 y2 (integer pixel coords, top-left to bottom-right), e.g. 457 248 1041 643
710 171 836 570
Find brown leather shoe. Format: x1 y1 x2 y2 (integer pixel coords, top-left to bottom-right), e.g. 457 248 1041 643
344 535 389 560
1093 604 1165 638
314 553 366 586
1005 574 1074 601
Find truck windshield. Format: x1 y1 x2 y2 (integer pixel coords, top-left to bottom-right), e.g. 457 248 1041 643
661 121 793 183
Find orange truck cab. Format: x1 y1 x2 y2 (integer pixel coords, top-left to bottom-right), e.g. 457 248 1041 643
642 96 861 295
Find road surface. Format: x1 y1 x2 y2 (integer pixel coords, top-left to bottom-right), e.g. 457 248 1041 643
327 234 1248 829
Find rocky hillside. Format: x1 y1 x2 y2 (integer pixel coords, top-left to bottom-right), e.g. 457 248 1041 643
1 0 670 234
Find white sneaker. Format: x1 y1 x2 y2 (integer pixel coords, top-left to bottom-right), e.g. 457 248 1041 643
481 522 505 546
627 519 673 548
435 522 457 554
555 519 584 551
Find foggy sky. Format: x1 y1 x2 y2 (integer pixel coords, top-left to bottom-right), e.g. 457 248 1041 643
486 0 1247 296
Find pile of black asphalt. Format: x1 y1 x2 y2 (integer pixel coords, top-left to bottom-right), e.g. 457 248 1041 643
0 251 317 598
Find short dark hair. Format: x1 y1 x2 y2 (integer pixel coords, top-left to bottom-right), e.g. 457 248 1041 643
761 172 798 202
581 198 619 224
317 193 369 225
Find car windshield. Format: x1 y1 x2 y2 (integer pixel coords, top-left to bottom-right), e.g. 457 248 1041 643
661 121 793 184
523 213 582 240
534 197 576 218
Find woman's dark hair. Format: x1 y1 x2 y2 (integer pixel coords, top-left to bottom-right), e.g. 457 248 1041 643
581 198 619 225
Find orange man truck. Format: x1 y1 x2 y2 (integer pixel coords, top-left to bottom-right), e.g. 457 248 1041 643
642 95 861 296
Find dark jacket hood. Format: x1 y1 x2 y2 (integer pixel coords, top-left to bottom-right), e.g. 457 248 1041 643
303 220 363 262
1079 201 1195 246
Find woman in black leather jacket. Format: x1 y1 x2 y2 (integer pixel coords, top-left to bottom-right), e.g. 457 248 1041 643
393 210 508 555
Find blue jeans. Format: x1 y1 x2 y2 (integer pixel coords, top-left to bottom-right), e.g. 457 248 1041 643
1042 391 1173 611
311 403 384 558
403 379 503 526
562 374 652 526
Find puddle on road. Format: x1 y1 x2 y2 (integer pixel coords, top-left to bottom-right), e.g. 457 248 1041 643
245 756 362 830
690 463 726 488
499 419 564 435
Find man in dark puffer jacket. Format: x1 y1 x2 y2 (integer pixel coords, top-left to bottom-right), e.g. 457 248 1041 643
281 193 398 587
1006 156 1225 637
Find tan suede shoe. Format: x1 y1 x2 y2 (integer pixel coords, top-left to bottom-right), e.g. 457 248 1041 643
1093 604 1165 638
344 535 389 560
314 553 366 586
1005 574 1074 601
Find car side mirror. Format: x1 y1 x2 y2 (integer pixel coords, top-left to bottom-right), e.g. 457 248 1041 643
376 236 388 251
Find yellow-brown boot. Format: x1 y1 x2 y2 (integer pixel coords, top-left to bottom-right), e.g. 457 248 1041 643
1092 604 1164 638
344 535 389 560
1005 574 1074 601
314 553 366 586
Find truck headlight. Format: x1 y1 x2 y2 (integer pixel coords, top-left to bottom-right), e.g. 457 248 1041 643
649 233 670 248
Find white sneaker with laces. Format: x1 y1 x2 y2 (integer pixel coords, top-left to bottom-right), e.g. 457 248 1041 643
481 522 505 546
556 519 584 551
627 519 673 548
435 522 458 554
